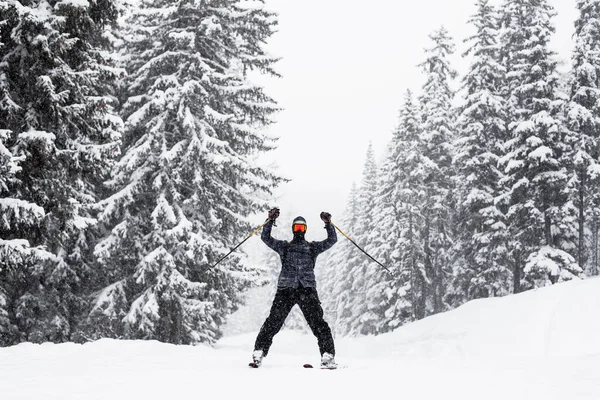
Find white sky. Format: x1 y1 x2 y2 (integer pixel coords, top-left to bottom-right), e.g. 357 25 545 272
253 0 578 237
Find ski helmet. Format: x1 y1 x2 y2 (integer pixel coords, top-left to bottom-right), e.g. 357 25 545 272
292 216 307 233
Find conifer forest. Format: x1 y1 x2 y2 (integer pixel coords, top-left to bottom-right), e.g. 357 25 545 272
2 0 600 346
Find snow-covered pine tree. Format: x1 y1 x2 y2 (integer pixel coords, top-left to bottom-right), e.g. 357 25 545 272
0 0 122 343
358 93 423 333
393 90 426 322
591 210 600 274
346 144 379 335
359 154 396 335
0 130 55 345
320 183 360 337
452 0 511 303
567 0 600 275
91 0 283 344
417 27 457 315
326 146 378 336
499 0 581 290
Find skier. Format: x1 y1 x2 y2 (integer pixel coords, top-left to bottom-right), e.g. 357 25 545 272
250 208 338 369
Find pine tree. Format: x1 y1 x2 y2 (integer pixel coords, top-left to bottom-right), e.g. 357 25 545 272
346 144 378 335
0 0 122 343
567 0 600 276
90 0 283 344
323 145 378 336
394 90 426 322
358 92 423 333
0 129 55 345
591 210 600 274
499 0 581 290
360 158 395 335
417 27 457 315
320 183 360 336
453 0 511 303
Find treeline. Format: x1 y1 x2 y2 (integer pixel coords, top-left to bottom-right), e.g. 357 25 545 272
0 0 282 346
320 0 600 336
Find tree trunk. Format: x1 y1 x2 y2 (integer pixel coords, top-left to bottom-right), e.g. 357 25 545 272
578 169 586 267
409 213 418 321
543 196 553 247
513 250 522 294
419 216 432 319
414 272 426 321
433 217 444 314
593 218 599 275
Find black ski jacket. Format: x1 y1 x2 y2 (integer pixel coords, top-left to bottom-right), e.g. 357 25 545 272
261 220 337 288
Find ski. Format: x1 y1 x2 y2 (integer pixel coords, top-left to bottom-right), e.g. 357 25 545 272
250 362 342 369
303 363 341 370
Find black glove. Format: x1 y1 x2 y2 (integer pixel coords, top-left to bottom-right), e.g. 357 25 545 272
320 212 332 224
268 207 280 222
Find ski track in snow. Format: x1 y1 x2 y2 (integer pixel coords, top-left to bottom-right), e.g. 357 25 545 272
1 278 600 400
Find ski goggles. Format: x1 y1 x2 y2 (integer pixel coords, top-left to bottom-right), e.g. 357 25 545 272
292 223 307 233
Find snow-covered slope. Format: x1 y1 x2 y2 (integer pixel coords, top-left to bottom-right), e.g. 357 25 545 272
349 276 600 360
1 278 599 400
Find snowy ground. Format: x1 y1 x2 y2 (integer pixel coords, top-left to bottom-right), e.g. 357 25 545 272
2 278 600 400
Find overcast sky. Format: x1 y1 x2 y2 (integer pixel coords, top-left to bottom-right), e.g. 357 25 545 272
252 0 578 238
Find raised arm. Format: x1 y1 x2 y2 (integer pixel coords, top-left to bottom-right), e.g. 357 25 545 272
312 212 337 255
261 216 286 255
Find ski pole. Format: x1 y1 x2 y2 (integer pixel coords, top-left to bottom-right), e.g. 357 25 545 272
331 222 394 276
209 220 269 270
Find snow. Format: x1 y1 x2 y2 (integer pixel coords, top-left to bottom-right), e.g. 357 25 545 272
18 130 56 146
13 0 54 20
528 144 553 162
589 162 600 179
89 280 127 318
0 198 45 222
123 287 159 329
168 30 195 44
54 0 90 8
201 15 222 35
204 104 232 122
503 155 525 174
73 215 96 230
151 194 177 226
514 119 535 134
0 238 34 251
2 278 600 399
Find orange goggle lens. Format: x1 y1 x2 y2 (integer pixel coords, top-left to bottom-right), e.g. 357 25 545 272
293 224 307 233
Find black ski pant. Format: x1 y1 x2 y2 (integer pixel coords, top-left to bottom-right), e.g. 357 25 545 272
254 285 335 357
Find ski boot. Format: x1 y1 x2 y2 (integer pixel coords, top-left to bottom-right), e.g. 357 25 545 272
320 352 337 369
249 349 264 368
